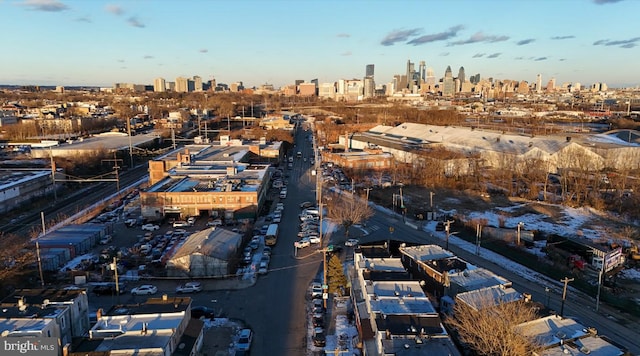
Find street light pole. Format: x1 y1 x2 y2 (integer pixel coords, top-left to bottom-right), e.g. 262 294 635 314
517 221 524 246
445 220 454 250
560 277 574 317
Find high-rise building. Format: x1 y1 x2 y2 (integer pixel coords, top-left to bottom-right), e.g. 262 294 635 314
364 64 375 99
154 77 166 92
536 74 542 93
425 68 436 91
175 77 189 93
366 64 375 77
442 66 455 97
406 60 415 91
546 77 556 92
364 76 375 98
457 67 466 85
418 61 426 83
193 76 203 91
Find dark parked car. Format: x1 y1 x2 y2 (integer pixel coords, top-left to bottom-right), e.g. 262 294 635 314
313 329 326 347
191 306 215 319
93 284 126 296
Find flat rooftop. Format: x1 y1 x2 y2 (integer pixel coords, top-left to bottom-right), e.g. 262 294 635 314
366 281 426 299
0 170 50 190
399 245 454 263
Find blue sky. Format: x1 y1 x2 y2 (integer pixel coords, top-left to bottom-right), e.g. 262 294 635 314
1 0 638 88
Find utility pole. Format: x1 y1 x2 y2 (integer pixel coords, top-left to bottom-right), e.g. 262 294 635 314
445 220 454 250
112 257 120 303
429 191 435 211
113 153 121 197
37 212 46 287
560 277 574 317
49 147 57 202
475 224 482 255
364 187 372 202
517 221 524 246
126 116 134 168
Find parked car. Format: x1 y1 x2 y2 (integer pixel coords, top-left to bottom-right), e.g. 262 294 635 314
187 216 196 226
176 282 202 294
258 265 268 275
249 238 260 250
131 284 158 295
99 235 113 245
191 306 214 319
313 328 326 347
173 221 189 228
311 282 323 299
262 246 271 257
237 328 253 352
294 239 310 249
93 284 126 296
308 236 321 244
207 219 223 227
345 238 360 247
141 224 160 231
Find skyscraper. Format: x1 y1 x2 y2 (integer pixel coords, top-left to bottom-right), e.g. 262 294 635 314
406 60 415 91
193 76 203 91
366 64 375 77
536 74 542 93
457 67 466 85
364 64 375 99
418 61 426 83
175 77 189 93
154 77 166 92
442 66 455 97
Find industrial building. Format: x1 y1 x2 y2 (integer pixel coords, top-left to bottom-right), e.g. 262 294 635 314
339 123 640 174
166 227 242 278
141 137 282 221
0 169 62 213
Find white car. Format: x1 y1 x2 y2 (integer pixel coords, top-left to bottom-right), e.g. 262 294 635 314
131 284 158 295
207 219 223 227
294 239 310 249
141 224 160 231
345 238 360 247
173 221 189 228
175 282 202 294
308 236 321 244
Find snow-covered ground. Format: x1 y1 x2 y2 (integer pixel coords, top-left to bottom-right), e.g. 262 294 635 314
371 196 640 283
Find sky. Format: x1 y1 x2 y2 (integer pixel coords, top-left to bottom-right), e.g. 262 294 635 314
1 0 639 88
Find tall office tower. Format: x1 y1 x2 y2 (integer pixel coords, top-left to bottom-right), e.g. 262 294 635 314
406 60 415 91
573 82 581 92
295 79 304 86
154 77 166 92
208 78 217 91
546 77 556 92
363 76 375 98
418 61 426 83
366 64 375 77
457 66 466 85
193 76 203 91
536 74 542 93
425 67 436 90
310 78 319 87
175 77 189 93
442 66 455 97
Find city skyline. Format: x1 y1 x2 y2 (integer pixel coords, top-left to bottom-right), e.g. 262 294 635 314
1 0 639 88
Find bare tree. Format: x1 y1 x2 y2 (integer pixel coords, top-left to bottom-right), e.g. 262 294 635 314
325 192 373 237
445 292 542 356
